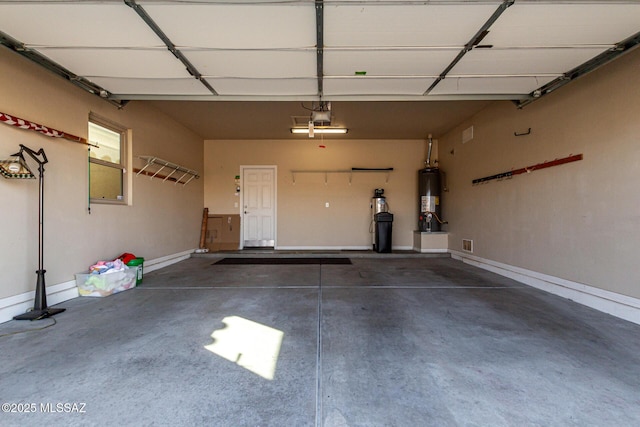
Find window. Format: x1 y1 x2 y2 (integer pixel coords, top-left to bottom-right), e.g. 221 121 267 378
88 115 128 203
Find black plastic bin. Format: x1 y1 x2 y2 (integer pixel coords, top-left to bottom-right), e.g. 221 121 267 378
374 212 393 253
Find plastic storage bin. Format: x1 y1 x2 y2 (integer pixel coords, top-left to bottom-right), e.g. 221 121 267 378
76 267 138 297
126 257 144 285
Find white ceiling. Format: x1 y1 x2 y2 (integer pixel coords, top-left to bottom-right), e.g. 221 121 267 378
1 0 639 138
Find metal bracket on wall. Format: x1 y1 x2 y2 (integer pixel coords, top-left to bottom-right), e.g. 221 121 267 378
135 156 199 185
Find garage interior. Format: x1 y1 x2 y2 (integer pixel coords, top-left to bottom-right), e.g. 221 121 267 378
1 1 639 425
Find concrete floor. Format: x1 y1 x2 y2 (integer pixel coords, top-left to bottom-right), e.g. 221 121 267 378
1 254 639 426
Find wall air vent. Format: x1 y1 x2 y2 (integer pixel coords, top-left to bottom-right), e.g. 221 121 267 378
462 126 474 144
462 239 473 253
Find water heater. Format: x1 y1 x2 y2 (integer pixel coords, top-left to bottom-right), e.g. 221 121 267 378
418 134 444 232
418 168 442 232
418 166 442 231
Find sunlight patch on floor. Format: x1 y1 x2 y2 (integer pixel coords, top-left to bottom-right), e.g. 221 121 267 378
205 316 284 380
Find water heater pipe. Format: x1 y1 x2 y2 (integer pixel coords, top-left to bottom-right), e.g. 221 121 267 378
426 134 433 167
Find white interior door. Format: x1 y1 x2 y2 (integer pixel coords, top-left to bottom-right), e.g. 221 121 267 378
242 166 276 247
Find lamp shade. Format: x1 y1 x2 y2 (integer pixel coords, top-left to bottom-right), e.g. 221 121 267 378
0 155 35 179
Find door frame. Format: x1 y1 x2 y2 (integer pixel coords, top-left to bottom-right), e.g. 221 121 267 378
239 165 277 250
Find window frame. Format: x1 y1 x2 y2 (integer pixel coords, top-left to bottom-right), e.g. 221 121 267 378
88 113 129 205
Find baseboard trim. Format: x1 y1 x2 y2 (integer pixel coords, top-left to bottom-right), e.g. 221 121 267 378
0 279 79 324
275 246 371 251
450 250 640 326
414 248 449 254
144 249 194 273
0 249 195 324
275 245 414 251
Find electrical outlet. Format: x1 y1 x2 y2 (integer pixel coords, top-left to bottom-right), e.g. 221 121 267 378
325 202 330 208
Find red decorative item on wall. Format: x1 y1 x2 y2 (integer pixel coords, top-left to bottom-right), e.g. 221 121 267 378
0 111 95 146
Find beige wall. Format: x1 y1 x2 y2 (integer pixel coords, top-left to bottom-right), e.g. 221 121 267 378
0 47 204 299
204 139 431 249
438 47 640 299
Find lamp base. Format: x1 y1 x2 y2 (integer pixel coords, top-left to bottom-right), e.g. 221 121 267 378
13 307 66 321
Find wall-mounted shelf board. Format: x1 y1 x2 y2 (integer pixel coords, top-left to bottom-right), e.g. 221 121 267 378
135 156 199 185
291 167 393 184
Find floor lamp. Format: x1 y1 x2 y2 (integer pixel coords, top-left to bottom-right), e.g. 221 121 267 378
0 144 65 320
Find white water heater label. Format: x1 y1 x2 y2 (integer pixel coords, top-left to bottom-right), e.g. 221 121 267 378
421 196 440 212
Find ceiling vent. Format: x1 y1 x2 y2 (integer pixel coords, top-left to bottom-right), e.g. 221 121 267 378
291 116 312 127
